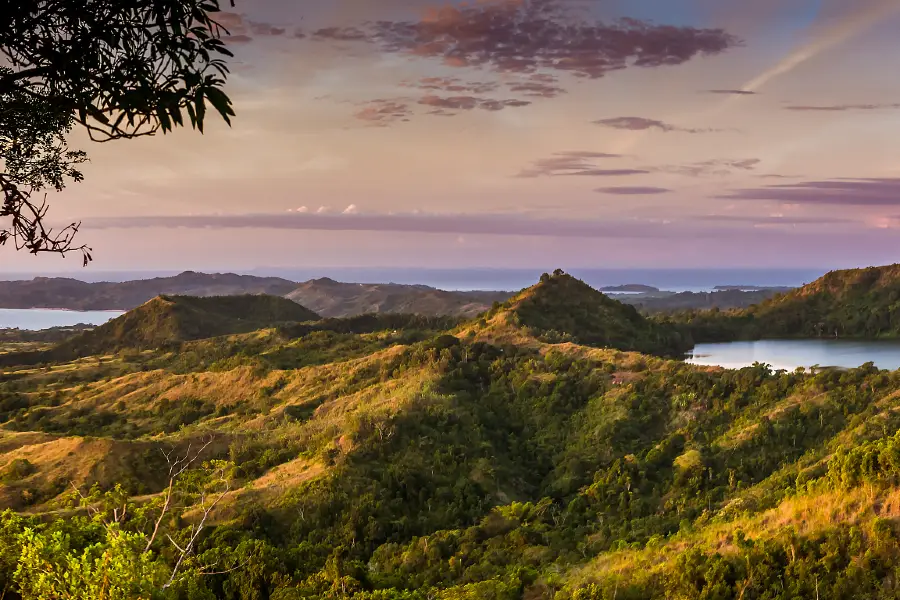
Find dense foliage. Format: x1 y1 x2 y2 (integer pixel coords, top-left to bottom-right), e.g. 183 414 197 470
1 0 237 261
670 264 900 341
486 271 691 357
1 279 900 598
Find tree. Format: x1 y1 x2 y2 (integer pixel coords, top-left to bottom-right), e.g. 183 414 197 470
1 0 239 264
0 440 236 599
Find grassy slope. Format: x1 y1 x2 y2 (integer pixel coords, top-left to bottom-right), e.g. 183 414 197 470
469 271 691 357
2 278 900 597
679 264 900 340
48 294 321 357
285 277 512 318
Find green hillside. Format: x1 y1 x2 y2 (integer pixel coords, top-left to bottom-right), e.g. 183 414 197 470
479 270 691 356
671 264 900 341
56 294 320 356
2 274 900 598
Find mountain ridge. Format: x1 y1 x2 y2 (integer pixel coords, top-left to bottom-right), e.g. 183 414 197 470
48 294 320 358
679 263 900 340
0 268 898 598
467 270 691 357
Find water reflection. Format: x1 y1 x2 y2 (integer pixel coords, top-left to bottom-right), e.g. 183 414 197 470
686 339 900 371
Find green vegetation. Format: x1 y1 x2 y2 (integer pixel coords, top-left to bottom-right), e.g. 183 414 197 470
0 294 321 364
3 270 900 598
671 264 900 341
480 270 691 356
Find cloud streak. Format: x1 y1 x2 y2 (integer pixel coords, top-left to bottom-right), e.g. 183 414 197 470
660 158 760 177
696 214 851 225
81 211 732 240
735 0 900 95
784 103 900 111
717 178 900 206
353 99 412 126
595 186 672 195
515 151 650 178
706 89 757 95
418 95 531 112
594 116 720 133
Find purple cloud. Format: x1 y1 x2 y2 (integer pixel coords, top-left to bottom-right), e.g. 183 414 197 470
353 99 412 126
418 95 531 112
312 26 370 41
595 186 672 195
696 214 851 225
594 116 719 133
706 89 756 95
82 211 710 240
716 178 900 206
784 103 900 111
217 12 287 42
364 3 738 79
403 77 500 95
307 0 737 81
660 158 760 177
515 151 650 178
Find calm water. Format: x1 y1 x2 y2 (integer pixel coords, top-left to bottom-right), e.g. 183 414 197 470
0 308 123 330
686 340 900 371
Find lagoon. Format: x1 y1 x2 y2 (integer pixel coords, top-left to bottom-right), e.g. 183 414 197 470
0 308 123 330
686 339 900 371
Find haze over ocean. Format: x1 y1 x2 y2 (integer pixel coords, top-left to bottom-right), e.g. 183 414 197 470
0 267 825 292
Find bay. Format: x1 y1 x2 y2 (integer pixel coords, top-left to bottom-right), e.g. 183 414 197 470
0 308 123 330
686 339 900 371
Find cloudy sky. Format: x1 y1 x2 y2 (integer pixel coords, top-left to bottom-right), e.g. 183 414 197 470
24 0 900 272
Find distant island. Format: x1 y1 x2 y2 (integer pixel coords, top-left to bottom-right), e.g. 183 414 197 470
598 284 660 293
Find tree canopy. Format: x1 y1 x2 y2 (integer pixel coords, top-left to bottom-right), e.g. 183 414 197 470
0 0 238 264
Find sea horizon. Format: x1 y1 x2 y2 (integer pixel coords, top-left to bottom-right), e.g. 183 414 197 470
0 266 829 293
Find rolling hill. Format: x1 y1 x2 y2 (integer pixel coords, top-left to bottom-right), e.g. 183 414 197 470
2 270 900 598
0 271 299 310
0 272 513 318
470 270 691 356
53 294 320 357
284 277 512 318
678 264 900 340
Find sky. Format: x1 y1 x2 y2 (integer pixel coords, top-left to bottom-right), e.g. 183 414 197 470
17 0 900 273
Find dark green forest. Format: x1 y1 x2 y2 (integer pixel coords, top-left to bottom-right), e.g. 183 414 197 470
2 269 900 599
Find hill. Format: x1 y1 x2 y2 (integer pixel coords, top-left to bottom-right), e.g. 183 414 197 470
678 264 900 340
3 272 900 598
0 271 299 310
285 277 512 318
0 272 514 318
52 294 320 356
472 270 690 356
630 287 787 313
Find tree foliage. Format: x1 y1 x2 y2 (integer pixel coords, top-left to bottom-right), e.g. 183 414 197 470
0 0 238 262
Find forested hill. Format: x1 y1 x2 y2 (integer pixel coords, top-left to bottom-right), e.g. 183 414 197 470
0 272 513 318
32 294 320 361
285 277 511 318
0 271 299 309
673 263 900 340
5 271 900 598
1 284 900 598
473 270 691 357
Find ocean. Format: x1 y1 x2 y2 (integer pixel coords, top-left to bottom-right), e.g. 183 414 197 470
244 267 828 292
0 308 124 330
0 267 828 292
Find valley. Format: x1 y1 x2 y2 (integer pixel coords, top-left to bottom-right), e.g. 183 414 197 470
0 267 900 598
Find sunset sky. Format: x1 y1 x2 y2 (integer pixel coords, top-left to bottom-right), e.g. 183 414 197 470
20 0 900 273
